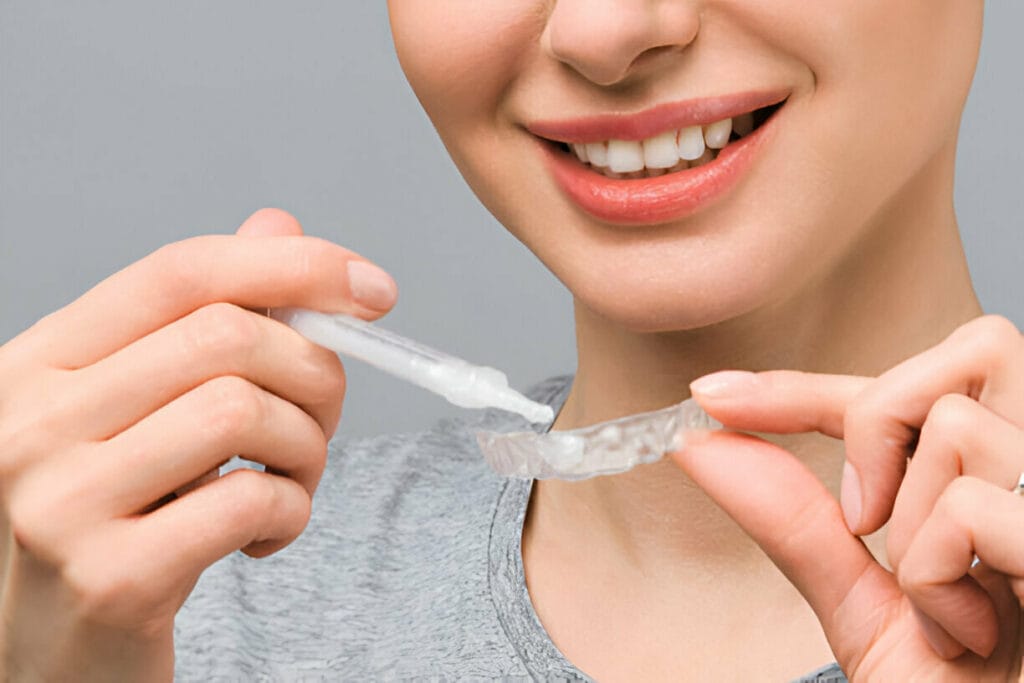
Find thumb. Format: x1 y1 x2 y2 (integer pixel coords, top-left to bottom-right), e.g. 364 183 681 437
670 430 900 670
236 208 305 237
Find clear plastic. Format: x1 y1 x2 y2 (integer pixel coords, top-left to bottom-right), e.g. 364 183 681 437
271 307 554 424
476 398 721 480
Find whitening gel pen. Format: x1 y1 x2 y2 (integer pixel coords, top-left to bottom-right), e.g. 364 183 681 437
270 308 554 425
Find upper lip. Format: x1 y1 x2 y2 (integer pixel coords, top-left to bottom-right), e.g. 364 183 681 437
526 89 789 144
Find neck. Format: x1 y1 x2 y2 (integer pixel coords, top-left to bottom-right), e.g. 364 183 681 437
532 144 982 570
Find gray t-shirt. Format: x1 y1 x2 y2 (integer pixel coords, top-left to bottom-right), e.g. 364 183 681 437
175 376 846 681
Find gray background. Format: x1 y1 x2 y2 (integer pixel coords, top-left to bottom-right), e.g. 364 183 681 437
1 3 1020 438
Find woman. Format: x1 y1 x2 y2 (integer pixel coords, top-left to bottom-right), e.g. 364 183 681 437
1 1 1020 680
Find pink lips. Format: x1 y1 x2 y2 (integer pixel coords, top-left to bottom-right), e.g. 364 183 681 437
528 90 786 226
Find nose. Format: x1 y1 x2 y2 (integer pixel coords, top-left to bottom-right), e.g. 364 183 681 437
542 0 700 87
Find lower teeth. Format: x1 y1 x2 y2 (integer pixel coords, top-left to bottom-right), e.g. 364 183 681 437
588 150 721 179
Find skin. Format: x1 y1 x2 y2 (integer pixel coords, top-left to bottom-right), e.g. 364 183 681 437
1 1 1020 681
0 210 397 679
390 0 1023 680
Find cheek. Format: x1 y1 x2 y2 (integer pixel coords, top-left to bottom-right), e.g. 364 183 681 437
388 1 541 132
578 1 982 331
387 0 981 333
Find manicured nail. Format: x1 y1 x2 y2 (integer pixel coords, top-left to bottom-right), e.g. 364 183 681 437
347 260 398 311
690 370 757 398
840 461 863 531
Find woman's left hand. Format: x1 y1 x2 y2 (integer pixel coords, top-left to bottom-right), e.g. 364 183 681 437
673 314 1024 680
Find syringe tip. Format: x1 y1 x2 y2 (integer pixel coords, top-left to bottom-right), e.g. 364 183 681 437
492 389 555 424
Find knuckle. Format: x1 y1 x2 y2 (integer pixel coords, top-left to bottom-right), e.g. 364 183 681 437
222 469 277 528
0 423 39 483
325 357 347 402
200 376 264 441
0 380 72 484
922 394 975 445
961 314 1021 361
306 352 347 407
896 543 940 597
229 467 272 507
937 476 977 513
251 207 301 229
64 560 153 624
184 303 259 359
230 470 311 546
305 432 330 483
896 553 944 603
8 495 60 561
275 477 313 537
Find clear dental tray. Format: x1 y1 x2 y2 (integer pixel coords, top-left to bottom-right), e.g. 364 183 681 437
476 398 720 481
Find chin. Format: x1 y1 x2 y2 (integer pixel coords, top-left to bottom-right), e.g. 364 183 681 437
562 265 773 334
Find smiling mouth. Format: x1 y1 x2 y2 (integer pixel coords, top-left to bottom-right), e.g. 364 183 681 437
546 102 784 180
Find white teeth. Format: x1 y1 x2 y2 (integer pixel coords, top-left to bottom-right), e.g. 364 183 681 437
642 130 680 169
585 141 608 167
566 113 752 174
703 118 732 149
607 140 645 173
677 125 705 161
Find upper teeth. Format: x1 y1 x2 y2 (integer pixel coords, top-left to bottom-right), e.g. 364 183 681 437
570 116 743 173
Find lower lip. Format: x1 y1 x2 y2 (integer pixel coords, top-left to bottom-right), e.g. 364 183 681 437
539 113 777 226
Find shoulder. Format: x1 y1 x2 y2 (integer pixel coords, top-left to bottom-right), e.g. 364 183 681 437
174 374 572 679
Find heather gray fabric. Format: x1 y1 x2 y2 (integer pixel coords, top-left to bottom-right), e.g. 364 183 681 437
174 376 845 681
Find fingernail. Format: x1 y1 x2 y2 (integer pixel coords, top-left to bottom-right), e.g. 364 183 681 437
690 370 757 398
840 461 863 531
347 261 398 311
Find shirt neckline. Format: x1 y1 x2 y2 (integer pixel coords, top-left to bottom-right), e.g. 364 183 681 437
487 376 590 680
484 376 843 681
489 477 590 680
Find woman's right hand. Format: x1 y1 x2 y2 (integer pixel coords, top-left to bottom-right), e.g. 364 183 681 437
0 209 398 681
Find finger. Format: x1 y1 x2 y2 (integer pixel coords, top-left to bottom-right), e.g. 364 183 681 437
66 468 311 626
909 606 966 661
897 476 1021 658
691 316 1024 537
143 468 312 560
24 213 398 369
670 431 899 669
83 375 327 515
73 303 345 440
235 210 314 321
689 370 869 438
842 315 1024 534
235 207 305 237
888 393 1024 571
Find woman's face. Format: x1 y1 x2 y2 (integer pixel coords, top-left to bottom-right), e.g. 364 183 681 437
387 1 983 332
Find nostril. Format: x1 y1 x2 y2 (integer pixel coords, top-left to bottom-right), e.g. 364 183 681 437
542 0 700 88
628 44 684 73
